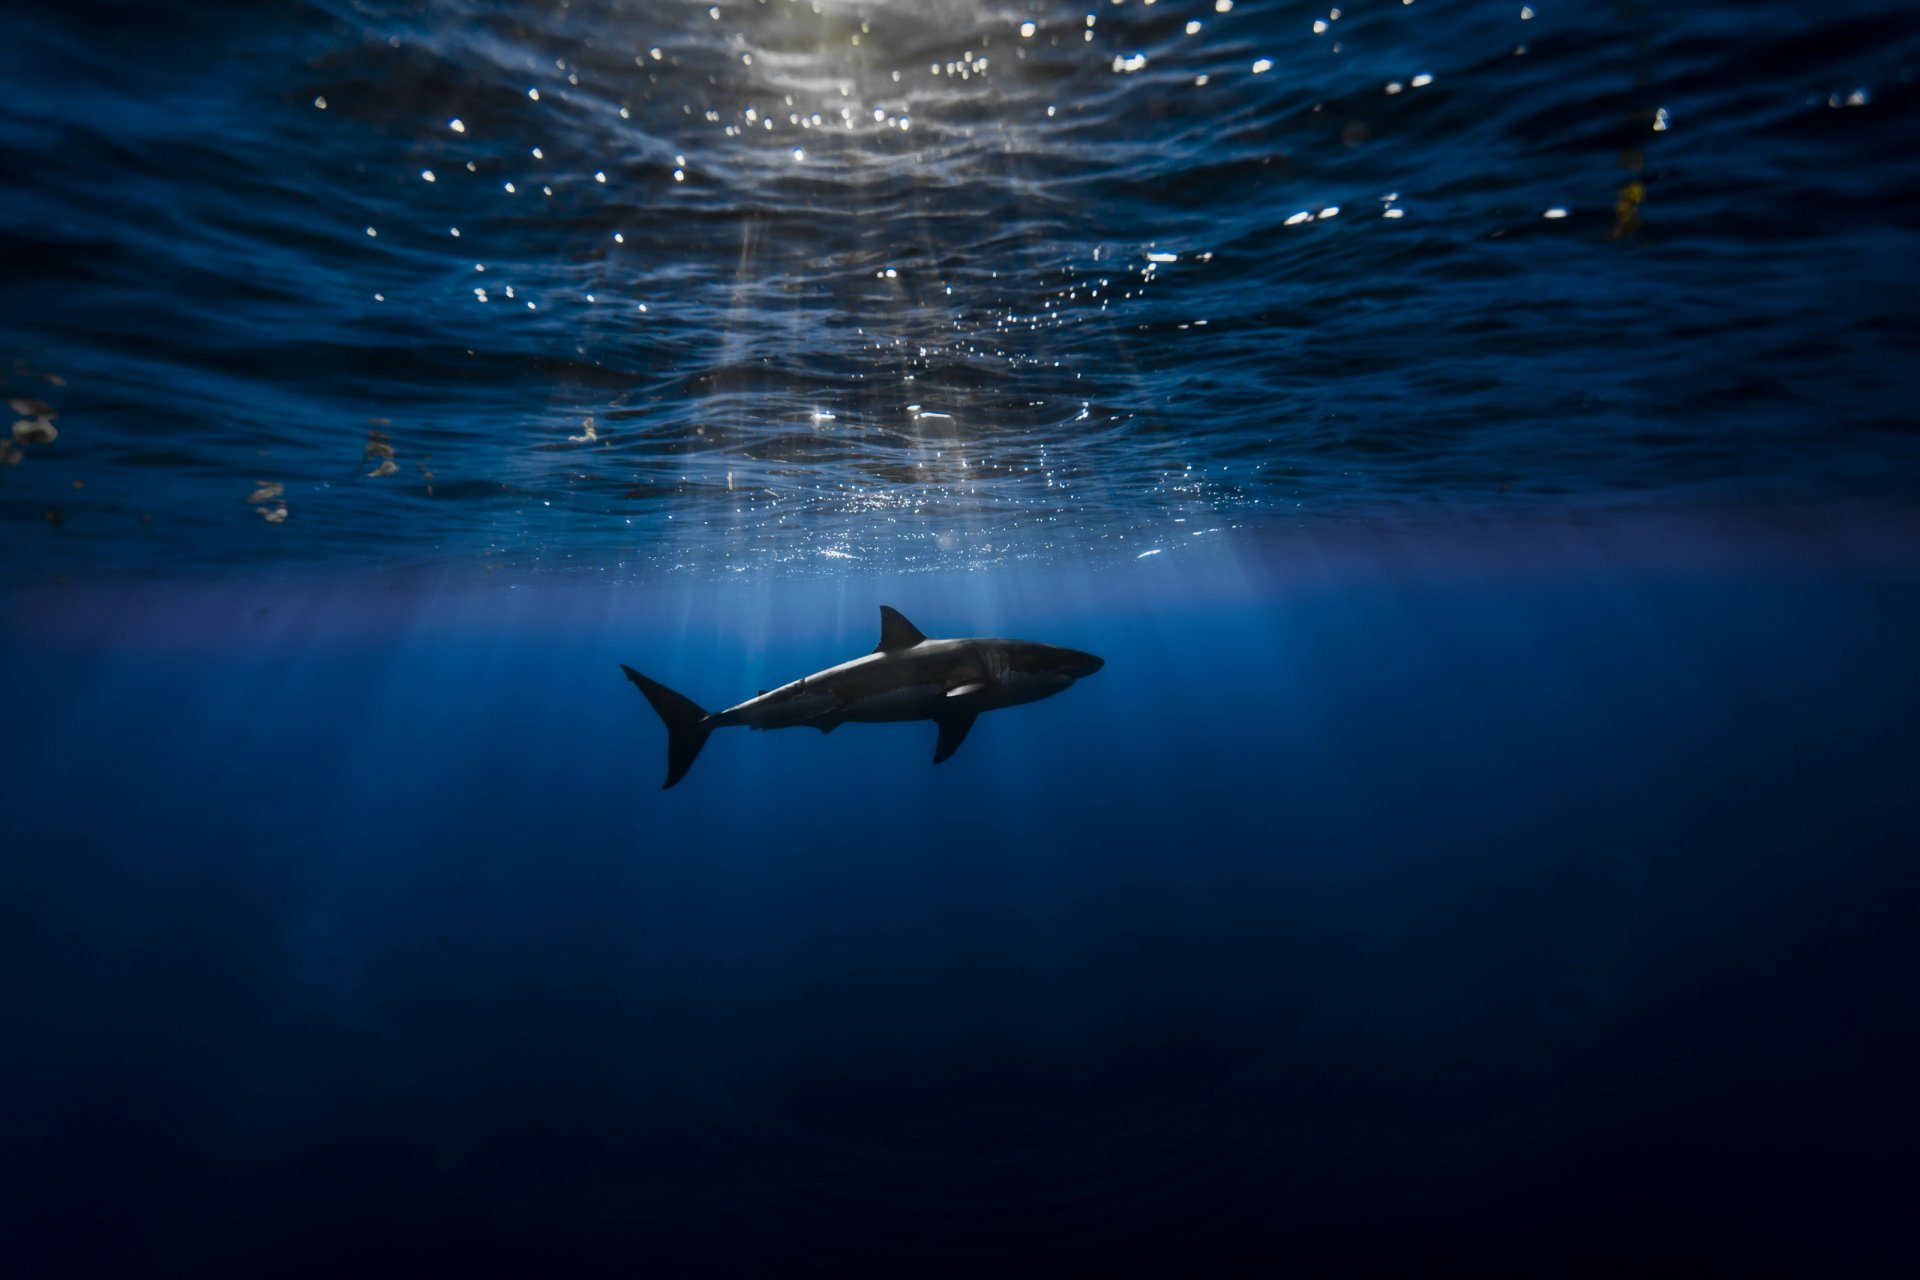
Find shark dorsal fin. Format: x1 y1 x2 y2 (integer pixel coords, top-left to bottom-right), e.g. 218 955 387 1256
875 605 927 653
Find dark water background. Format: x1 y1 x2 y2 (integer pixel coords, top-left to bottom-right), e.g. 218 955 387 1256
7 526 1919 1274
4 0 1920 1274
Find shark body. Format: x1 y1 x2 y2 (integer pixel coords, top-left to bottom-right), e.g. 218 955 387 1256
622 606 1104 788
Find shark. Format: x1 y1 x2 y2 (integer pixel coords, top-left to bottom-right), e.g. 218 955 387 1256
621 606 1105 788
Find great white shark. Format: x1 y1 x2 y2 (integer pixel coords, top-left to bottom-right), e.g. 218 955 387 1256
622 606 1105 788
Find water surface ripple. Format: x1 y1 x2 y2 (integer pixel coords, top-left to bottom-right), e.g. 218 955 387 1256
2 0 1917 574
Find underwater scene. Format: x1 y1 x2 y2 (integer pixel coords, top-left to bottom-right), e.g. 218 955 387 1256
3 0 1917 1273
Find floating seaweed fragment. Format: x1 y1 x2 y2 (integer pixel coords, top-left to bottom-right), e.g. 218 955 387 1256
568 416 599 444
364 426 400 476
11 358 65 387
10 389 60 453
248 479 288 523
0 442 21 467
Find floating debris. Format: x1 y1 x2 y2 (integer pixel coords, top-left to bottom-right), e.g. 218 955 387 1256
0 442 22 467
248 479 288 523
10 390 61 454
364 426 400 475
8 360 65 387
1609 178 1646 241
540 416 616 452
44 507 62 527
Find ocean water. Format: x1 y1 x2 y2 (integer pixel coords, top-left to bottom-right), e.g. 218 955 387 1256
3 1 1919 1274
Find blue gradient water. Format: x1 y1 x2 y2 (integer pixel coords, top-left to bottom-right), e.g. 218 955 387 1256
3 1 1918 1274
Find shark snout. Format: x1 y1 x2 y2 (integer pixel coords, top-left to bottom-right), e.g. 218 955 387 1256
1064 649 1105 678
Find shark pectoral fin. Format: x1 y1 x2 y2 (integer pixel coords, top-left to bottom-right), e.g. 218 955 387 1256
946 681 989 698
932 710 977 764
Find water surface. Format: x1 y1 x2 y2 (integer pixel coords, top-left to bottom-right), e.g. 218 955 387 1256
3 0 1917 574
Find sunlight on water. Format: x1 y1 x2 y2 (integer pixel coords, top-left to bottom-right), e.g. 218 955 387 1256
1 0 1916 582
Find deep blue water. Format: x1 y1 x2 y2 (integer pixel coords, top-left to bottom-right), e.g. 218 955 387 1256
4 0 1920 1274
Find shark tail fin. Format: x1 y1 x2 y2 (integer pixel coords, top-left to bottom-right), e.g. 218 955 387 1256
621 665 713 789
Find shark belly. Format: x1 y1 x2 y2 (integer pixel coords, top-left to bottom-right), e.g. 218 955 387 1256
723 654 946 730
832 682 948 723
967 670 1073 710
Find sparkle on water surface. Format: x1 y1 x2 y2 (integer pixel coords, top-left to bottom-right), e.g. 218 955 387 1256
0 0 1915 579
